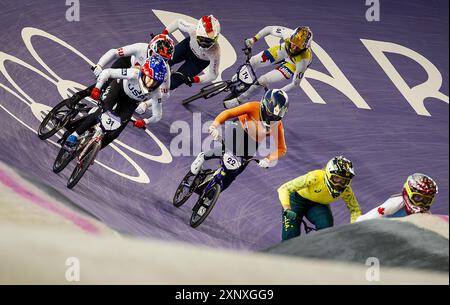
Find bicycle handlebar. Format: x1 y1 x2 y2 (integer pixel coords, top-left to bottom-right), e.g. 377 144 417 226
242 46 253 63
218 138 260 165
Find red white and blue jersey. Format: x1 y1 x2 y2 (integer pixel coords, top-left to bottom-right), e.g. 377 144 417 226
95 43 171 102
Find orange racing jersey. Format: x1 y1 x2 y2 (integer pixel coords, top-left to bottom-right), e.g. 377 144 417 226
212 102 287 161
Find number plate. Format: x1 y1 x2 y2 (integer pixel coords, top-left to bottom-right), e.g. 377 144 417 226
100 111 121 131
223 152 241 170
238 64 255 85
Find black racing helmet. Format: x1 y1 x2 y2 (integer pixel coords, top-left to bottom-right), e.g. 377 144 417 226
260 89 289 127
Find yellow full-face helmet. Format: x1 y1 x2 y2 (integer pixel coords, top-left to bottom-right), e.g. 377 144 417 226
289 26 313 51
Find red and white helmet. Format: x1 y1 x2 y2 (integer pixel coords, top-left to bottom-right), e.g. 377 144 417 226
196 15 221 49
402 173 438 214
148 34 175 61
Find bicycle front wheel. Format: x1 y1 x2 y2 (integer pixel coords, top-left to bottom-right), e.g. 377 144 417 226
67 141 100 189
190 184 221 228
53 145 76 174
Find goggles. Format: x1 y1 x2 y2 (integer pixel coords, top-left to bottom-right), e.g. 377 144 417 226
405 184 434 207
197 36 217 48
329 174 351 188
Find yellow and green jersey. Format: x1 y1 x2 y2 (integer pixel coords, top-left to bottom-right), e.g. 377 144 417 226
277 169 362 223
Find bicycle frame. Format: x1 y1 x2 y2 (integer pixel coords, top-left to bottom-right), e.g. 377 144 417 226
197 140 258 196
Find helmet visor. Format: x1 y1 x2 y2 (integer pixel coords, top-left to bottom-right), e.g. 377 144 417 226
141 74 160 91
197 36 216 48
330 174 351 188
410 193 433 206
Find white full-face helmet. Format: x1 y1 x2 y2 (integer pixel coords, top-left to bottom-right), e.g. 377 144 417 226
196 15 221 49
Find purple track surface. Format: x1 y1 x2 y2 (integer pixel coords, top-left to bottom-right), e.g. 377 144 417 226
0 0 448 250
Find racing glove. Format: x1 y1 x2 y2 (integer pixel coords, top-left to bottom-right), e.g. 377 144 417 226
245 37 257 48
90 87 101 101
283 209 297 221
93 64 103 77
208 125 220 141
133 119 146 129
257 158 270 168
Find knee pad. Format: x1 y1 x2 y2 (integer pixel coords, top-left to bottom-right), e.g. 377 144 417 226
257 75 269 86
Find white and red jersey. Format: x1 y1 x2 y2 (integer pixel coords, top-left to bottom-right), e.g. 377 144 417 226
356 195 430 222
164 19 221 83
97 43 148 68
95 43 170 102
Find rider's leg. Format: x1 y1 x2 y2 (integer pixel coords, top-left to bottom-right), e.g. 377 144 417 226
305 203 334 231
191 121 235 174
224 68 291 108
193 123 258 191
168 37 190 90
100 96 138 149
66 81 121 145
168 37 190 67
170 38 210 90
281 192 309 241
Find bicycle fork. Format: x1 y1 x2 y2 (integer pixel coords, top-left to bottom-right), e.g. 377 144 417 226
77 126 103 166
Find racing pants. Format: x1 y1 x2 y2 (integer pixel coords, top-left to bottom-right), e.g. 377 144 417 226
203 121 258 191
282 192 334 241
238 46 295 102
73 79 138 149
168 37 210 90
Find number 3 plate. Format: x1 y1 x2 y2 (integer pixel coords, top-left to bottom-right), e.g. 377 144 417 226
101 111 121 131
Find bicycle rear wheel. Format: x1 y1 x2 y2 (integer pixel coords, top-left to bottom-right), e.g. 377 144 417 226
190 184 221 228
182 82 228 105
67 141 100 189
38 100 74 140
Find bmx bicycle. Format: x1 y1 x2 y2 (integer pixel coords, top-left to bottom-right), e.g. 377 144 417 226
173 139 260 228
181 47 267 105
52 107 145 189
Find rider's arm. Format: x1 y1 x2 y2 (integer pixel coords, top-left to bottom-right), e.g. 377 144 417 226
96 43 142 69
95 67 140 89
277 173 314 209
253 26 291 41
266 121 287 161
356 196 404 222
163 19 195 35
341 186 362 223
211 102 256 127
142 98 163 124
197 46 221 84
280 58 310 92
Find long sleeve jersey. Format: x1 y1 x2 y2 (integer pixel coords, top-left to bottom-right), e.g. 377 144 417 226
356 195 425 222
212 101 287 162
95 42 170 104
277 169 362 223
95 66 168 124
253 26 312 92
164 19 221 83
